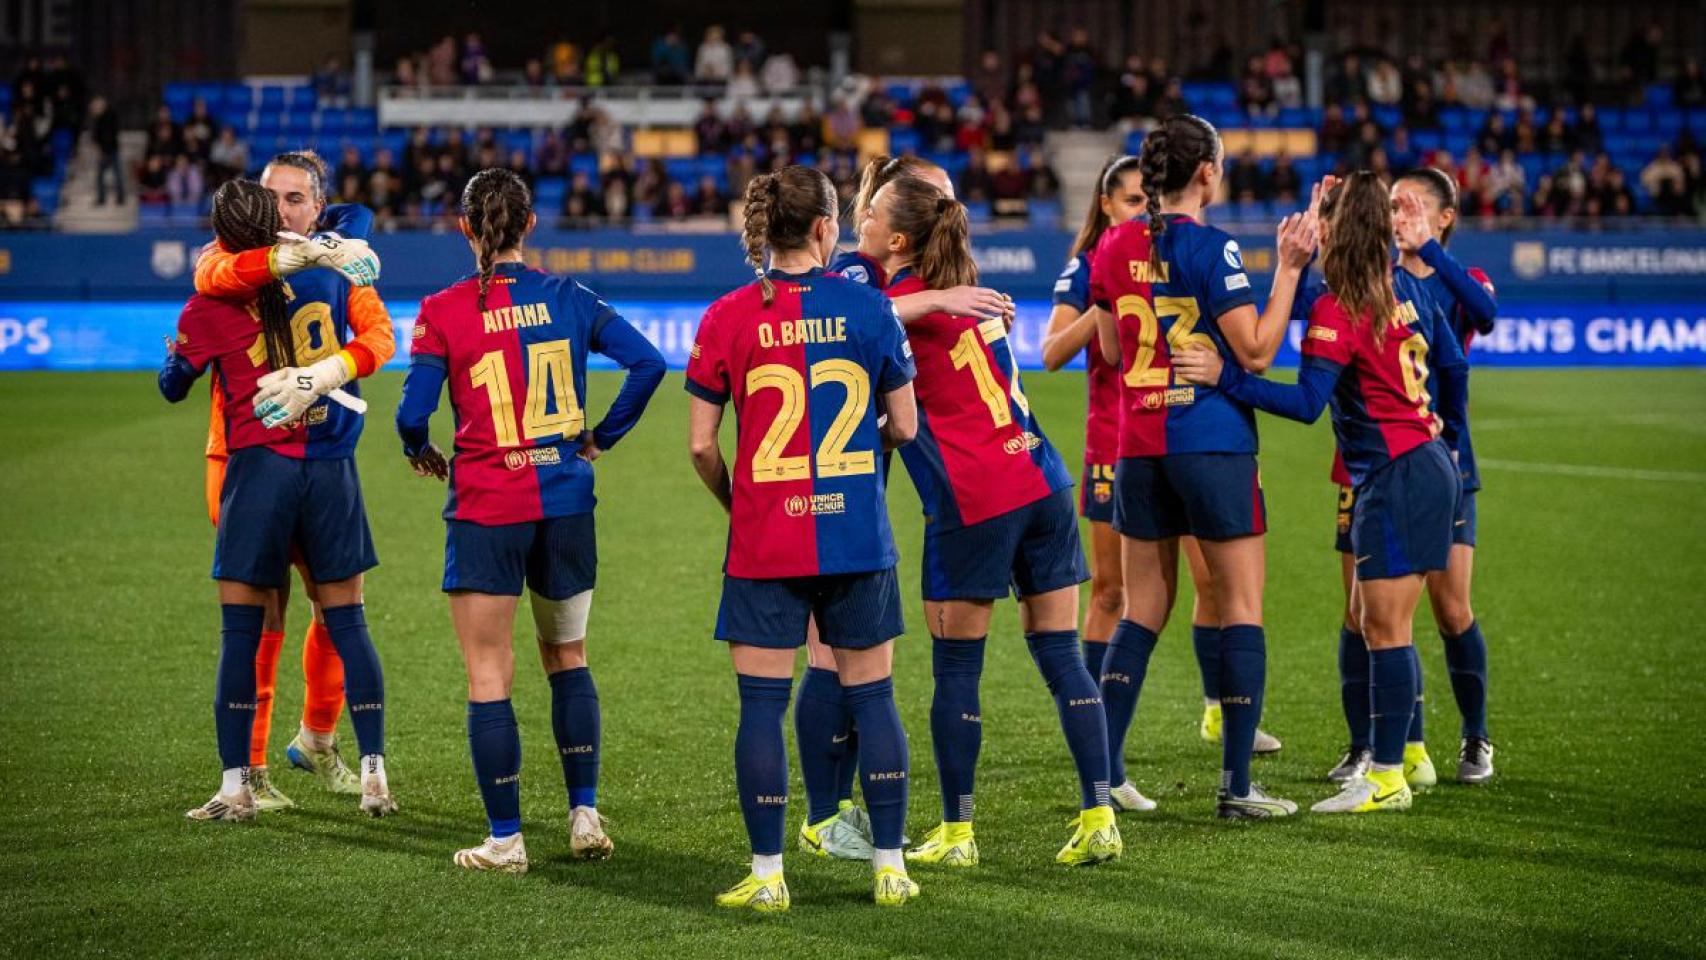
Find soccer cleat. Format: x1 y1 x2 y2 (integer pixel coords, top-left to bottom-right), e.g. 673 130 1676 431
185 788 256 823
1109 780 1157 813
1199 702 1282 754
1327 746 1373 783
1311 768 1413 814
1056 806 1123 865
569 806 614 860
248 767 295 811
1404 742 1438 789
1458 737 1496 784
837 801 908 847
358 775 398 817
800 811 875 860
905 822 979 867
1217 783 1298 820
714 872 789 913
873 866 920 906
453 833 529 873
285 733 361 795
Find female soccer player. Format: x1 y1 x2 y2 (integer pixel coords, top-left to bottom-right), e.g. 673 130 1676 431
160 178 395 822
395 169 666 873
192 151 388 808
861 173 1118 867
686 165 920 910
1391 168 1497 785
1174 171 1469 814
1041 157 1280 809
793 153 1011 862
1089 115 1316 819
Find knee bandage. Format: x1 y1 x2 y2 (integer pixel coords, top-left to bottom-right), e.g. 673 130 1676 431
532 590 592 645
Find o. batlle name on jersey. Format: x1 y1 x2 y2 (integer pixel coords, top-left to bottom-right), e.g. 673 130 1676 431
758 316 847 348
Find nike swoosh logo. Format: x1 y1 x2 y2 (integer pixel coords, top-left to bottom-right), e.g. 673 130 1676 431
1355 555 1372 564
830 734 849 744
1372 789 1402 803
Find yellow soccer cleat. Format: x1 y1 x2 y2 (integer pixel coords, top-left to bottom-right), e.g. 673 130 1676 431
714 872 789 913
1200 701 1224 742
1056 805 1122 866
1404 742 1438 789
1311 767 1413 814
248 767 295 812
873 866 920 907
905 822 979 867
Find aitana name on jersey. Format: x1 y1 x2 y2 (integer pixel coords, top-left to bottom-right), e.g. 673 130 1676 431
759 315 848 348
483 301 555 334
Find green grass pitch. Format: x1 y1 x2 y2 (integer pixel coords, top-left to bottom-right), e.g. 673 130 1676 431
2 367 1703 959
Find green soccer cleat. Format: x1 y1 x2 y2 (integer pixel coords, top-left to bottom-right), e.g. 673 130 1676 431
1311 768 1413 814
285 733 361 795
873 866 920 907
715 872 789 913
1199 702 1283 754
800 810 875 860
1404 742 1438 789
906 822 979 867
248 767 294 811
1056 805 1123 866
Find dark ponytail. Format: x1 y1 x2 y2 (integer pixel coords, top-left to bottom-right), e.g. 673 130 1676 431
461 168 532 310
210 179 295 370
1137 114 1220 270
741 165 837 305
883 175 978 290
1071 154 1143 259
1396 166 1459 245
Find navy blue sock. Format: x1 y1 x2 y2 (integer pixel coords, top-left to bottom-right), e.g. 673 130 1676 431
1370 647 1417 767
833 725 859 805
1082 639 1109 681
1027 630 1111 809
734 674 792 856
1339 627 1371 749
548 667 600 809
1218 624 1266 797
1100 620 1159 787
844 676 909 850
1192 624 1222 700
1441 621 1490 739
930 637 985 822
1406 645 1426 743
215 604 264 770
795 666 848 824
322 604 384 757
467 699 521 837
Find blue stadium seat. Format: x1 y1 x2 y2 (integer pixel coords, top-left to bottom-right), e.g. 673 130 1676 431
1028 197 1062 227
318 110 348 136
1623 110 1653 133
1444 132 1472 155
1412 130 1443 152
694 155 727 189
1598 108 1625 132
1656 110 1683 135
138 204 172 226
258 87 286 111
380 129 408 156
1440 108 1470 132
348 108 378 135
288 86 317 113
568 153 600 186
1373 106 1401 130
499 129 534 160
887 127 920 156
663 157 698 183
165 84 195 119
1124 130 1145 154
217 107 251 133
30 178 57 215
923 151 968 179
534 176 566 210
283 114 317 138
884 82 915 108
962 200 991 223
222 84 253 113
1277 106 1313 127
1647 84 1674 109
945 82 971 108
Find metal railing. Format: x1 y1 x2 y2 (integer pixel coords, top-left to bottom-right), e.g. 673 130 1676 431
377 83 825 130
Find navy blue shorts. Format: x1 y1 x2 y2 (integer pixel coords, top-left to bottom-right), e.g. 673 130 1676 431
443 513 596 599
717 567 904 650
923 487 1088 601
1453 490 1477 547
212 447 376 588
1334 484 1356 554
1351 440 1460 581
1113 453 1267 541
1079 461 1116 523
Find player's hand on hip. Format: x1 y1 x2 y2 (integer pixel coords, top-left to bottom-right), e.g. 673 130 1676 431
407 442 449 480
577 431 604 463
253 354 354 429
1172 347 1223 386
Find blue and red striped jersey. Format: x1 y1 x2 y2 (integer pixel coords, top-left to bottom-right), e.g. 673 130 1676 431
888 268 1072 530
829 249 888 290
685 267 915 579
1053 244 1122 465
1089 215 1259 457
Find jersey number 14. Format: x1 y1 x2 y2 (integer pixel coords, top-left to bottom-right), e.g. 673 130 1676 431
468 339 585 447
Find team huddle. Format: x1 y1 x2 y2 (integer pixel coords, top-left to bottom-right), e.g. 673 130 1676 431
159 112 1496 911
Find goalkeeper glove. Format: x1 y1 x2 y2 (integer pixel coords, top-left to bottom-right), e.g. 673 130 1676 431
270 231 382 286
253 352 356 429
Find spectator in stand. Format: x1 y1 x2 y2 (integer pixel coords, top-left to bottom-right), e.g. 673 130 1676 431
1618 23 1662 94
955 96 989 151
1601 167 1635 216
1025 147 1060 199
825 96 859 150
1530 174 1560 217
136 154 168 206
1062 26 1099 128
1014 102 1047 148
507 149 533 188
696 25 734 83
654 180 691 218
1270 150 1301 204
960 147 993 203
971 50 1006 108
694 100 726 154
88 95 123 206
0 142 33 225
1227 145 1265 202
735 32 766 73
1575 104 1604 154
601 178 630 221
1368 59 1402 106
1490 149 1526 212
1387 125 1418 171
145 105 182 160
461 33 493 85
427 35 457 86
1031 27 1066 127
1240 55 1275 118
1492 57 1526 112
1319 103 1351 154
1271 55 1302 110
692 175 727 216
1512 108 1538 154
313 56 351 107
1154 78 1189 120
394 55 420 88
336 172 365 206
1676 58 1706 109
1111 54 1153 124
183 97 217 149
522 59 547 88
1679 148 1706 218
336 145 367 188
166 153 204 211
551 39 582 85
537 131 567 176
1476 111 1513 157
652 27 691 85
562 170 603 221
1540 111 1574 154
988 102 1017 150
1327 54 1365 104
789 104 821 155
207 128 248 185
1456 60 1495 109
728 60 760 101
761 50 799 92
584 37 620 87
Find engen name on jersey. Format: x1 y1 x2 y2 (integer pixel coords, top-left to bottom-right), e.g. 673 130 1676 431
483 301 555 334
758 316 847 347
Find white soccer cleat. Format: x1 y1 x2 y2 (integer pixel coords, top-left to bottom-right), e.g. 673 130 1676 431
359 772 397 817
454 833 529 873
1110 780 1158 812
186 787 257 823
569 806 613 860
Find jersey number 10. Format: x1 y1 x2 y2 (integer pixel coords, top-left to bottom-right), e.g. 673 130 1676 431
468 339 585 447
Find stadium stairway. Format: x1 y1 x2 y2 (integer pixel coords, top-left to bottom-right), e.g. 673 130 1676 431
55 131 143 234
1046 129 1125 231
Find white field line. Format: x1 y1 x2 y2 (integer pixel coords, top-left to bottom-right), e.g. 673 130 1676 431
1477 458 1706 484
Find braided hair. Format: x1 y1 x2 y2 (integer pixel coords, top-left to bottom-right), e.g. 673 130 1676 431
1137 114 1220 271
461 167 532 311
1070 154 1144 259
1395 166 1460 245
740 165 837 305
210 178 295 369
